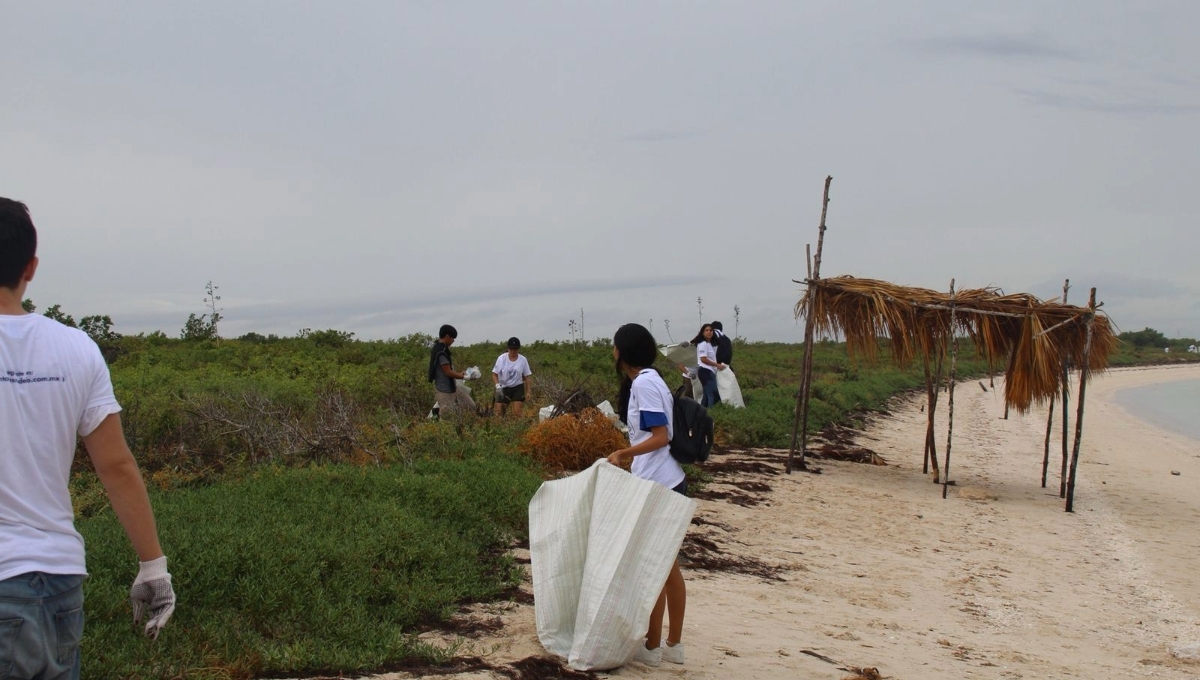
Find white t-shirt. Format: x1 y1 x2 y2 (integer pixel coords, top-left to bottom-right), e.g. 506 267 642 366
696 341 718 375
0 314 120 580
492 353 532 388
628 369 685 490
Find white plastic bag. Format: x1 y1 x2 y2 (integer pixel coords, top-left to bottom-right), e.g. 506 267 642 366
529 461 695 670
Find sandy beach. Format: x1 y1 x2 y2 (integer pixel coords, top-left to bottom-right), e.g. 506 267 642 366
365 364 1200 680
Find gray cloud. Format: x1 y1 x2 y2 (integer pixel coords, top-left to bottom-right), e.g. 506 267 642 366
914 34 1081 61
1015 88 1200 116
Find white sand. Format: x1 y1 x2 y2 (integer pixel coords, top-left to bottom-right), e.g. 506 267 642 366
371 364 1200 679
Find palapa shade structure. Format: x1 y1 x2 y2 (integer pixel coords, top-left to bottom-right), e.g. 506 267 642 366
787 177 1117 512
794 275 1118 414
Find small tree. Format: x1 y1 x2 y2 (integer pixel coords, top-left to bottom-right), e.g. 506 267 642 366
182 281 223 341
181 313 217 341
21 298 35 313
80 315 118 344
43 304 77 328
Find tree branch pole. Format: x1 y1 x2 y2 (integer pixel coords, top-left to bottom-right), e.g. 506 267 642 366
788 176 833 474
1044 279 1069 488
1041 392 1056 487
922 351 934 474
922 337 945 479
1065 287 1097 513
942 279 959 500
1059 280 1071 498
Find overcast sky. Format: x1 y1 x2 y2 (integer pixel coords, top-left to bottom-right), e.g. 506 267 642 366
3 1 1197 344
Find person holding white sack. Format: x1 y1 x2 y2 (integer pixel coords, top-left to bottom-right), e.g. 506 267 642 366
605 323 687 667
691 323 725 408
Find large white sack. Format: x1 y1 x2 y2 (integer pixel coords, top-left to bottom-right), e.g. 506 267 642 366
529 460 695 670
717 366 745 408
659 342 695 368
689 368 745 409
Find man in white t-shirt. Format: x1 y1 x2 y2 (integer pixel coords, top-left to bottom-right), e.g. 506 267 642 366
491 336 533 417
0 198 176 679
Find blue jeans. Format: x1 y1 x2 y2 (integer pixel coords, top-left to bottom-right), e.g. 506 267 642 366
0 572 85 680
698 369 721 408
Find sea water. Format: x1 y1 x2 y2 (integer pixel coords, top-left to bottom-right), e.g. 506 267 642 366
1113 378 1200 442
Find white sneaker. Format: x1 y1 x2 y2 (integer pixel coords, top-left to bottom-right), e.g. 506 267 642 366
662 642 685 665
634 643 662 667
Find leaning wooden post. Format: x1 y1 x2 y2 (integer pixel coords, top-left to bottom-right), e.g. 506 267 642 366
1058 279 1071 498
922 352 934 474
1065 287 1097 513
923 338 944 479
1041 393 1056 487
942 280 959 500
787 176 833 474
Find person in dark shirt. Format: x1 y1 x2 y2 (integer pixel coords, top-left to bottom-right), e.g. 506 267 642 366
428 324 476 415
710 320 733 367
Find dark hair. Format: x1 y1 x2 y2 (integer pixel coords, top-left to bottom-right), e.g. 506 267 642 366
614 323 658 424
507 336 521 349
438 324 458 340
690 323 713 346
0 198 36 289
710 320 723 332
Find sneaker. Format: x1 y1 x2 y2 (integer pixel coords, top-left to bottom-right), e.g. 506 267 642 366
634 643 662 667
662 642 685 665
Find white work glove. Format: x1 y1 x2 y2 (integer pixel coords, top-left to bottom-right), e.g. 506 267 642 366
130 556 176 639
495 384 505 396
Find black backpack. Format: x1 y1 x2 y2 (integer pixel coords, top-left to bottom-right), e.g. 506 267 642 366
670 395 714 464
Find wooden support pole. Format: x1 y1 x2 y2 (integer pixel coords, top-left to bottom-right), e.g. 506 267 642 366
922 352 934 474
787 176 832 474
942 279 959 500
1041 392 1056 487
1001 348 1018 420
1065 287 1097 513
1059 279 1071 498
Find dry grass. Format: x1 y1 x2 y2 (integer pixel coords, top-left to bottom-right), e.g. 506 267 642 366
518 408 628 474
796 275 1118 413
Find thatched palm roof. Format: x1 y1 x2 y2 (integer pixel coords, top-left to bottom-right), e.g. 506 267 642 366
795 276 1118 413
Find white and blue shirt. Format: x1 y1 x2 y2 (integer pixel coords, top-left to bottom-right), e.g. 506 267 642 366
628 369 685 489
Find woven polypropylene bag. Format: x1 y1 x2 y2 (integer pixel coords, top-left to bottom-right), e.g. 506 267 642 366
529 460 695 670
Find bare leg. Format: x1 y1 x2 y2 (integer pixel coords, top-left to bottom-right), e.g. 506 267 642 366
664 561 686 645
646 561 686 649
511 400 524 417
493 401 504 417
646 590 667 649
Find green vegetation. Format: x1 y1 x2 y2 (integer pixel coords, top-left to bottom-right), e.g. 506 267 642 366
14 295 1191 678
79 445 540 679
1110 327 1200 366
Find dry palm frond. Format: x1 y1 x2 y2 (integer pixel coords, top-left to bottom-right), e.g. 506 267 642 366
796 275 1118 413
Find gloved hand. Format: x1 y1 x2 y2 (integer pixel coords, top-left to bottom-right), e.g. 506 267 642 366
495 384 505 396
130 556 176 639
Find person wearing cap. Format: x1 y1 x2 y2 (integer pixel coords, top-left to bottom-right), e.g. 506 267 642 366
491 337 533 417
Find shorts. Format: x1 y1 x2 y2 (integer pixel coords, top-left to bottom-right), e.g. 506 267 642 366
670 479 688 496
497 384 526 403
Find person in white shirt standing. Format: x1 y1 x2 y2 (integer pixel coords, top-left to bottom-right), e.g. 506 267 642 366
491 336 533 417
691 323 726 408
0 197 176 679
606 323 687 667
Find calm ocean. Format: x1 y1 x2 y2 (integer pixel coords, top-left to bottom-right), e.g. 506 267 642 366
1113 378 1200 442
